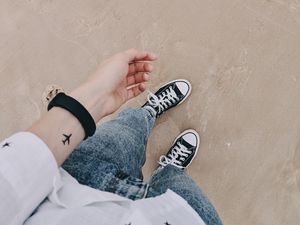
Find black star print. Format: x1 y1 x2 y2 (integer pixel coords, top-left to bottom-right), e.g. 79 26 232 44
2 142 10 148
165 222 171 225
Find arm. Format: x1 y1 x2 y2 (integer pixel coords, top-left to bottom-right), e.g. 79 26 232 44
27 49 157 166
0 49 156 225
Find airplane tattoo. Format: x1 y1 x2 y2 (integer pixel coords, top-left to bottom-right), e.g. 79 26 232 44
62 134 72 145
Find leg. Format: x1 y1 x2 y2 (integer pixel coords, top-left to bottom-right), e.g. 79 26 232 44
147 165 223 225
62 108 155 189
63 79 192 198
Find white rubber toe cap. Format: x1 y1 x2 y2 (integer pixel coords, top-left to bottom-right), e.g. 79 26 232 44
182 133 197 146
175 81 190 96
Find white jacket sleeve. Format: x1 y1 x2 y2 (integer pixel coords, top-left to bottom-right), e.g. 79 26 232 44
0 132 58 225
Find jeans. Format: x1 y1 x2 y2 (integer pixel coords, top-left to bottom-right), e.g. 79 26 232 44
62 108 223 225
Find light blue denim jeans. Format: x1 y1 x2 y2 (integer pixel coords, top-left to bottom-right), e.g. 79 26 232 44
62 108 223 225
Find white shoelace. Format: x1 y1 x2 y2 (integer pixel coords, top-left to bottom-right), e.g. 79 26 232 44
147 86 179 114
158 142 192 169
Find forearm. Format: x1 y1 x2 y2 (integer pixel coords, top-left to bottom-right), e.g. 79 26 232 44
27 49 156 167
27 84 106 166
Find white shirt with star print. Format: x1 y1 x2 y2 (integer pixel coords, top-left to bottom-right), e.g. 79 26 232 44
0 132 206 225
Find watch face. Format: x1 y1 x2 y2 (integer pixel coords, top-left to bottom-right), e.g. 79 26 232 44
42 84 64 106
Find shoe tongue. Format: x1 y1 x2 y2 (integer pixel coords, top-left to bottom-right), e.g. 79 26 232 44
172 83 184 97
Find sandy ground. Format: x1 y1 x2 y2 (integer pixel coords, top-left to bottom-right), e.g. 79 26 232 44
1 0 300 224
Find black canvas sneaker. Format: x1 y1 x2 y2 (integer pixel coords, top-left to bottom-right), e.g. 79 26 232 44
142 79 191 117
158 129 200 169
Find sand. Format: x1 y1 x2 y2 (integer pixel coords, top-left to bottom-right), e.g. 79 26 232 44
0 1 300 224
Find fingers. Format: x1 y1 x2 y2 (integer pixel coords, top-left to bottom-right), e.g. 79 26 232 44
123 48 158 62
117 48 156 101
127 83 146 100
128 62 154 75
127 73 150 86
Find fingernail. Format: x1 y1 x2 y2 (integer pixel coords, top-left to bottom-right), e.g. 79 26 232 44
147 64 153 71
144 73 150 81
139 83 146 91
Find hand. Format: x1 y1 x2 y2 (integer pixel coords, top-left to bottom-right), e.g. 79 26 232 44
70 49 157 122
